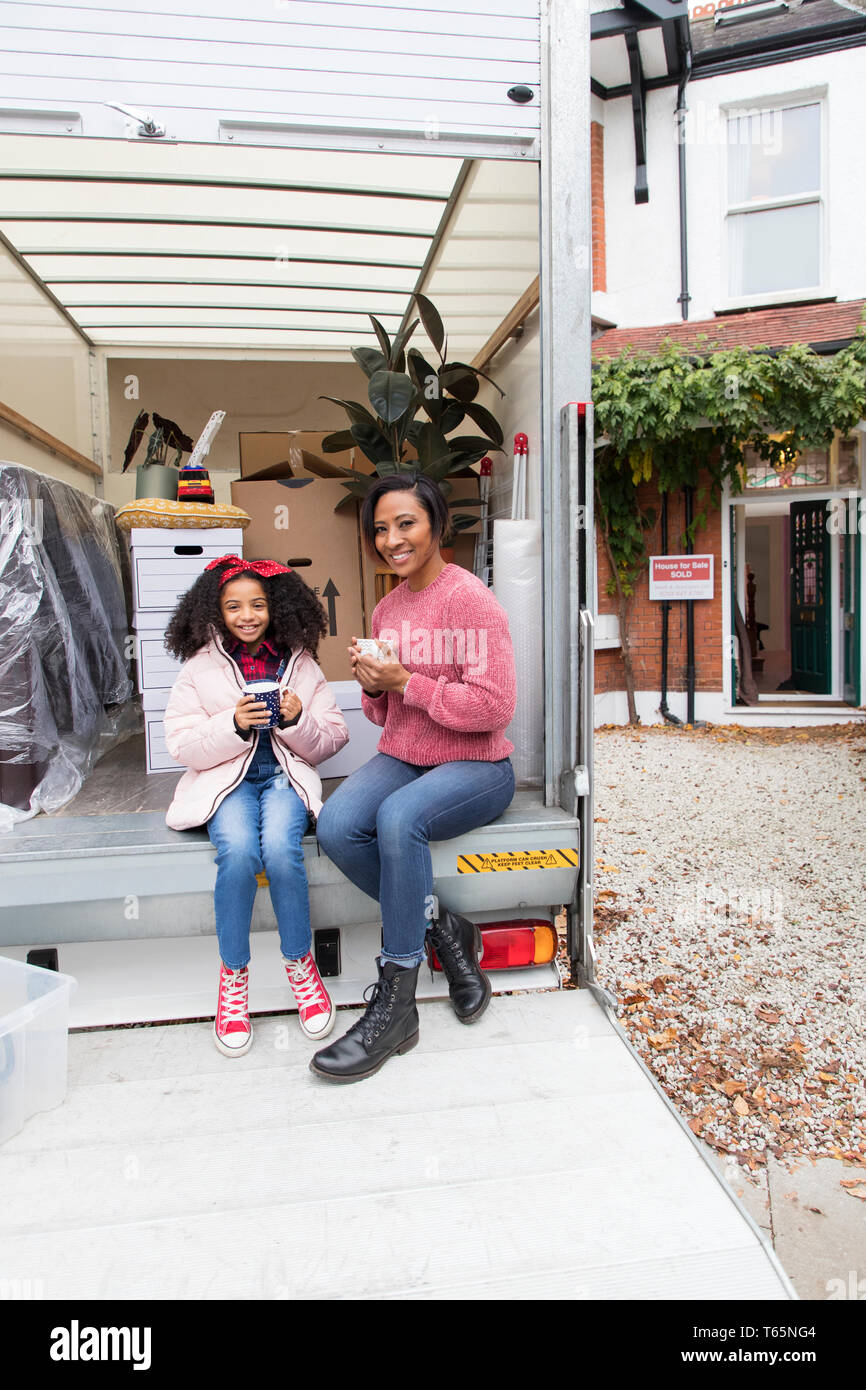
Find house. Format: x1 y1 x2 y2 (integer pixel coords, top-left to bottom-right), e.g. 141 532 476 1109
589 0 866 724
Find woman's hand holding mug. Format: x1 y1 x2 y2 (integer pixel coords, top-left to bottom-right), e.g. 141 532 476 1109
349 636 411 696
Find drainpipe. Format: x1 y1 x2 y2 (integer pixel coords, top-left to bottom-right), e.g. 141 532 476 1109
659 491 683 726
676 26 692 321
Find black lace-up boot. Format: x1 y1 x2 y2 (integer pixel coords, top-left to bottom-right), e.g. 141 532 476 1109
309 959 420 1083
427 906 491 1024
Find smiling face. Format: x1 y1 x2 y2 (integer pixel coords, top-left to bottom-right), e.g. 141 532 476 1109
372 488 442 587
219 575 270 650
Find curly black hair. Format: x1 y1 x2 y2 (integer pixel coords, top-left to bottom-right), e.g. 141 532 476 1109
164 561 328 662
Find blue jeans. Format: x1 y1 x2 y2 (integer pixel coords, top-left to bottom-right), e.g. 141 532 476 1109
316 753 516 966
207 737 312 969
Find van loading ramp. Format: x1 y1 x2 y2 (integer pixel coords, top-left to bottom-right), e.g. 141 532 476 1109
1 988 794 1300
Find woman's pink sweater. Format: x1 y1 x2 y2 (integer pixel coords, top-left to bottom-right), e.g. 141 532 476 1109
361 563 516 765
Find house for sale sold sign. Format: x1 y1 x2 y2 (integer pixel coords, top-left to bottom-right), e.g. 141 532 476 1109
649 555 714 600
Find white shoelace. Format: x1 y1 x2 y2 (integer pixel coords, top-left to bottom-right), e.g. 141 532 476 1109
286 957 326 1010
219 969 249 1022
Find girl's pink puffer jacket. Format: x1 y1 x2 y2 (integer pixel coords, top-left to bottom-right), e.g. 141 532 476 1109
163 629 349 830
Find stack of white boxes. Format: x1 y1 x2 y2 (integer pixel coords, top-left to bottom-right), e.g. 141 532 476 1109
130 528 244 773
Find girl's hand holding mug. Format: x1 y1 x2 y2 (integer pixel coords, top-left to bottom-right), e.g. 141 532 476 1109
280 687 302 723
234 694 272 731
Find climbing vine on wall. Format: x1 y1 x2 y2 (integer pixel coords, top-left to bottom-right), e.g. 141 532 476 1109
591 329 866 722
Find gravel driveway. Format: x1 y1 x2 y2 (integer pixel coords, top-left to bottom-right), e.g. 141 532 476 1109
590 723 866 1181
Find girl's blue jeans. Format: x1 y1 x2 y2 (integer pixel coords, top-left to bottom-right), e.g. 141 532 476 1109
207 737 312 970
315 752 516 967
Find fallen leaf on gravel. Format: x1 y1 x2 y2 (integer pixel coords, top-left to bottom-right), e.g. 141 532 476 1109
759 1052 800 1070
818 1072 840 1083
722 1080 748 1096
755 1007 782 1023
648 1027 678 1049
733 1096 751 1116
841 1181 866 1200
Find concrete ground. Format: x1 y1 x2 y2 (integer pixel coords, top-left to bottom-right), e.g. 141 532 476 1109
705 1149 866 1301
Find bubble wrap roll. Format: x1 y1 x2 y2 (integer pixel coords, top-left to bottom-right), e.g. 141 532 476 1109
493 519 543 786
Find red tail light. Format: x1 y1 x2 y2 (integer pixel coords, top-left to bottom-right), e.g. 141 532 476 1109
429 919 557 971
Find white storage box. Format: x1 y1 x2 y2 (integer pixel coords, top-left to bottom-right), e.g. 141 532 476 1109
142 689 182 775
133 612 182 694
0 956 76 1146
318 680 382 778
130 529 243 613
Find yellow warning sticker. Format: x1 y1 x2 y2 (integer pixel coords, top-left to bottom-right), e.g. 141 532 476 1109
457 848 579 873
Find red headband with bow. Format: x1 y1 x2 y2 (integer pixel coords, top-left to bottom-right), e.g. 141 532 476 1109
205 555 293 586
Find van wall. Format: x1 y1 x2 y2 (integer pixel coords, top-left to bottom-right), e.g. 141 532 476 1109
0 240 96 493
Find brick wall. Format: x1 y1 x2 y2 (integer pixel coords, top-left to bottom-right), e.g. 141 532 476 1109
591 121 606 294
595 473 724 695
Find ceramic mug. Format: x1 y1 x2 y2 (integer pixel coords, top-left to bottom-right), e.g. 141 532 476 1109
243 679 281 727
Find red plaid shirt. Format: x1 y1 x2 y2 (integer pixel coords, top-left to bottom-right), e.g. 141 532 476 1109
227 635 283 683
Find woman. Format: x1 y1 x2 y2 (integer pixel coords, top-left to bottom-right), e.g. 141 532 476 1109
311 472 517 1083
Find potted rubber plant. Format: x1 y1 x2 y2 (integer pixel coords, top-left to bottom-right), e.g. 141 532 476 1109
312 293 505 551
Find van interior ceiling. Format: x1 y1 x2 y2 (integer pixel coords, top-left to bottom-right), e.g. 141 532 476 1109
0 136 540 499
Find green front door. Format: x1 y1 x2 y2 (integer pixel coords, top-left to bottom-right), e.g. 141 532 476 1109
790 499 831 694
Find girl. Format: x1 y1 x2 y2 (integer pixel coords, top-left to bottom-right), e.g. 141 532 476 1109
163 555 349 1057
312 473 517 1083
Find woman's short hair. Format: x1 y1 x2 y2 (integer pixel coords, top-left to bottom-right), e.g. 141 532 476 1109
359 472 450 555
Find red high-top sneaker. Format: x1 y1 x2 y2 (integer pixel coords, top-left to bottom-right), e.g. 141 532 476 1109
213 961 252 1057
283 953 336 1040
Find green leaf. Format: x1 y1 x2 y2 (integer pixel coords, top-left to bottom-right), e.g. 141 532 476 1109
390 317 420 373
319 395 379 429
407 348 441 420
350 346 386 379
413 293 445 358
459 400 504 446
440 399 466 435
439 364 479 403
445 360 505 398
446 434 501 462
320 430 357 454
368 315 392 362
350 421 393 464
413 421 450 470
367 369 416 425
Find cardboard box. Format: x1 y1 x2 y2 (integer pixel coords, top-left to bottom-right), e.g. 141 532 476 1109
230 475 378 682
239 431 357 481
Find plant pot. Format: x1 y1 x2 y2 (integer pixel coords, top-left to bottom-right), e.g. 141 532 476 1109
135 464 177 502
439 547 455 564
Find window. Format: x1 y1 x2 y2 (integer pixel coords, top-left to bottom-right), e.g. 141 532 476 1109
743 433 860 490
726 101 822 298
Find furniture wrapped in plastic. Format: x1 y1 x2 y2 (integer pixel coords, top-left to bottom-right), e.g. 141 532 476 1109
0 463 135 825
